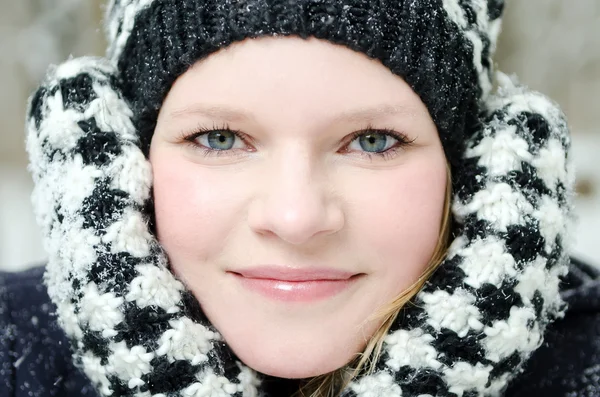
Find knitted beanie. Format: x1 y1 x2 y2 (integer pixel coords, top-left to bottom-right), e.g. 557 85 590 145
26 0 574 396
107 0 504 166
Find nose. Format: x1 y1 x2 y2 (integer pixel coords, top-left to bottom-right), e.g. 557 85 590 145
247 153 344 245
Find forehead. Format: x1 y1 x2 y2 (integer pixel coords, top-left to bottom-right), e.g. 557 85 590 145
161 37 429 127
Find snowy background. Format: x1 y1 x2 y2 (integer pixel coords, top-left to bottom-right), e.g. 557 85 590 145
0 0 598 271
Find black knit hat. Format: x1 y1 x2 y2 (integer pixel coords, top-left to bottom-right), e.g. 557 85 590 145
107 0 504 168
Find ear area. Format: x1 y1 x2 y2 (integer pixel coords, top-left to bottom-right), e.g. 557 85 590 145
25 56 143 184
442 0 507 100
456 71 573 313
26 57 137 147
25 56 152 269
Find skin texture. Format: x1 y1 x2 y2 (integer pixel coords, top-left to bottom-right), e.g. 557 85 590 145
149 36 447 379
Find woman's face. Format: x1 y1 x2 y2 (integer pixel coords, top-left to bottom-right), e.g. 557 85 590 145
150 36 447 379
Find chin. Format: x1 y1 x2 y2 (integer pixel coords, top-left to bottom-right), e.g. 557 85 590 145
239 352 347 379
224 330 361 379
257 365 328 379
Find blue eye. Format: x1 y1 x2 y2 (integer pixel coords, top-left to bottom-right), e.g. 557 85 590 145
349 132 398 153
197 130 241 150
358 134 392 152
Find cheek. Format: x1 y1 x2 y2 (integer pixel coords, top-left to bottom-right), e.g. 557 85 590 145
151 154 243 267
346 158 447 293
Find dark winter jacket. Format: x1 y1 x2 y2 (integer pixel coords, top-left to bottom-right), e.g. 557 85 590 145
1 258 599 397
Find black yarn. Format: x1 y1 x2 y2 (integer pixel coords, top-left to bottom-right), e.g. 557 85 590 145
505 223 546 266
487 0 505 20
180 290 210 323
393 366 456 397
54 205 65 225
459 0 478 25
523 112 553 146
506 164 552 202
505 112 551 155
421 257 468 294
476 280 524 326
146 356 200 394
60 74 98 112
390 305 428 333
81 330 112 363
434 328 487 367
454 160 487 202
489 351 521 380
81 179 130 232
532 290 545 318
28 85 47 130
76 119 123 167
106 375 131 396
462 217 492 241
90 250 140 294
113 302 175 349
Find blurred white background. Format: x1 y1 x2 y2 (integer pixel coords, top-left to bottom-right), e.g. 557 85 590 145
0 0 599 271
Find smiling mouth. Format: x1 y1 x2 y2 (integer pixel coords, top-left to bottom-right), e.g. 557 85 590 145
228 266 363 302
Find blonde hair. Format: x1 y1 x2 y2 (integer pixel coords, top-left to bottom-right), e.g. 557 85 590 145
294 165 453 397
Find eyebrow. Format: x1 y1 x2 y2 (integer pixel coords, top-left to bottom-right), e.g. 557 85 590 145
332 104 417 123
170 105 253 122
169 104 417 123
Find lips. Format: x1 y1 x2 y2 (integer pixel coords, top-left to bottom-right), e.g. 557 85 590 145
228 265 362 302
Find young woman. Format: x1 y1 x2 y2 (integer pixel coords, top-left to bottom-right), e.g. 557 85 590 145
2 1 599 396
